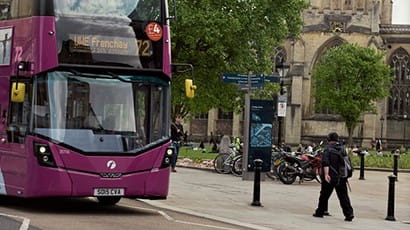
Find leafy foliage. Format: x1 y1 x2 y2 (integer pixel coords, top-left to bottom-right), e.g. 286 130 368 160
253 82 280 100
170 0 309 118
313 43 393 145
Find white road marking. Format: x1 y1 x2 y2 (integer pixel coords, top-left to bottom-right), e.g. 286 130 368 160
157 210 174 221
175 220 239 230
0 213 31 230
118 203 160 214
119 203 238 229
120 204 175 221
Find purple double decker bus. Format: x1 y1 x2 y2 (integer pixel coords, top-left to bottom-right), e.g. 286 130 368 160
0 0 173 205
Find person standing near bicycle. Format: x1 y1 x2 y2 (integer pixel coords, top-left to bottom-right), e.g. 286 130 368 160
171 116 184 172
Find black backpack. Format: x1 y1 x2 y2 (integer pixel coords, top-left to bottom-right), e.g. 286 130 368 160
337 147 353 178
330 146 353 179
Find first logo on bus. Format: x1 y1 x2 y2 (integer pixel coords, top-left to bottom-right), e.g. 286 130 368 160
106 160 117 170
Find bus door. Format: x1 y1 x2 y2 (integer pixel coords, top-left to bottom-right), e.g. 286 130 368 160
0 79 31 194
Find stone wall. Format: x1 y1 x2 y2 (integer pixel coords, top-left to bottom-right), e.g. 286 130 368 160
189 119 207 141
215 120 233 137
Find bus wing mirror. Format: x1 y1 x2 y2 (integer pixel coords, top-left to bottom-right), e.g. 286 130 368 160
185 79 196 99
11 83 25 103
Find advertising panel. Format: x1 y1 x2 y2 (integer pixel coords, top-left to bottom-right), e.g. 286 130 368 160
248 100 274 172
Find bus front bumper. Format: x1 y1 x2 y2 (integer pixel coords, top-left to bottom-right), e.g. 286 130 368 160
24 167 170 198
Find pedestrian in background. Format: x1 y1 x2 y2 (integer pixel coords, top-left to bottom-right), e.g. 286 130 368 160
170 116 184 172
313 132 354 221
376 139 383 157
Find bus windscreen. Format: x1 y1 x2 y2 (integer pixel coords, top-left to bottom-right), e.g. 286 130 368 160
33 71 169 154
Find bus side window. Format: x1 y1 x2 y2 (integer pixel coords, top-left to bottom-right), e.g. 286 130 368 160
0 3 10 20
0 0 34 21
7 81 31 143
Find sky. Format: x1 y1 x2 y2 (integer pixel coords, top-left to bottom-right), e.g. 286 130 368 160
392 0 410 24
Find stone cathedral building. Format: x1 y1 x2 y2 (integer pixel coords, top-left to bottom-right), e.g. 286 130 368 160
185 0 410 149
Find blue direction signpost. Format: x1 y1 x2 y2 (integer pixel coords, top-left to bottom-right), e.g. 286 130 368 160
263 75 280 83
221 73 263 84
221 72 280 181
221 73 279 89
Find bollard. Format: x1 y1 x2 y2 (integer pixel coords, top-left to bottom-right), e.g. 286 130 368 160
359 152 365 180
393 153 399 181
385 174 397 221
251 159 263 206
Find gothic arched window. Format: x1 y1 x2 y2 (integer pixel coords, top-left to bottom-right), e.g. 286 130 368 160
313 37 345 115
388 48 410 117
344 0 353 10
272 46 287 74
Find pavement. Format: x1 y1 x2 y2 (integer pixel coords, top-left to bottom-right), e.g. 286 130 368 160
143 167 410 230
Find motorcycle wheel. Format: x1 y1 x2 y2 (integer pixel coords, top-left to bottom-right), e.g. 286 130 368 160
266 166 278 180
303 175 314 181
278 163 297 185
267 154 281 180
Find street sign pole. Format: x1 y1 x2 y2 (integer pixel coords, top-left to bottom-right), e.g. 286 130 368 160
220 72 278 181
242 73 265 181
243 73 251 180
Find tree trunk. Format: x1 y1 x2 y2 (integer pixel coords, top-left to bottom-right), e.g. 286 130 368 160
347 125 355 148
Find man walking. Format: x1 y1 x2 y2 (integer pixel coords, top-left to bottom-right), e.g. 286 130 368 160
313 132 354 221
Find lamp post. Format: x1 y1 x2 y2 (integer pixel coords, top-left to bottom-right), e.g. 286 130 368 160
404 113 407 149
275 61 289 146
380 116 384 142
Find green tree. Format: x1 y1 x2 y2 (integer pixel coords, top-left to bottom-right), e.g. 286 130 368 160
313 43 393 146
171 0 308 118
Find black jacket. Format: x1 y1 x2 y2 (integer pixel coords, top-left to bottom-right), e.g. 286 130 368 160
171 123 184 142
321 142 346 182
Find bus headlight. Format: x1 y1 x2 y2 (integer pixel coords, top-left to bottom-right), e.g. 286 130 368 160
34 142 56 167
39 146 47 153
161 147 174 168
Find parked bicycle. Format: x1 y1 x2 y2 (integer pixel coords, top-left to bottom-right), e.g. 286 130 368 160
231 155 243 176
213 144 241 174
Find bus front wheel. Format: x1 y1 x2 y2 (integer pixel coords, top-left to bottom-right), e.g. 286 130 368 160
97 196 121 205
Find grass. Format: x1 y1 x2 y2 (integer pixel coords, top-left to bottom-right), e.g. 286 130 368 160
178 146 218 163
350 152 410 169
179 145 410 169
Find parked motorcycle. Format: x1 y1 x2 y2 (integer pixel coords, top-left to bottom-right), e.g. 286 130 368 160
277 149 322 185
266 146 288 180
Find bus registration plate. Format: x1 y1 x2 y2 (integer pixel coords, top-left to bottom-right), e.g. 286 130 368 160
93 188 124 196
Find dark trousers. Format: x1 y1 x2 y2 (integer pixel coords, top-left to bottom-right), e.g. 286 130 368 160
171 141 180 169
316 178 354 218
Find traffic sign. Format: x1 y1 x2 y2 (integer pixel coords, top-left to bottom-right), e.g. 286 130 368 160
221 73 263 84
278 95 287 102
263 75 280 83
238 83 263 90
221 73 281 91
278 102 287 117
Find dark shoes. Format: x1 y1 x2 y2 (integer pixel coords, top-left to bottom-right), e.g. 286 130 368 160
313 211 330 218
344 216 354 221
314 211 352 221
312 213 323 218
171 168 177 172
